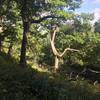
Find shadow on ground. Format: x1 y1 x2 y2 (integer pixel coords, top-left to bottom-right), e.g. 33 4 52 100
0 52 100 100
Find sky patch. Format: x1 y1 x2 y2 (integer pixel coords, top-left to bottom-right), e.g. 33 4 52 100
76 0 100 22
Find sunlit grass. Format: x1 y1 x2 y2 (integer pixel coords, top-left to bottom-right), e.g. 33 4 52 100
27 61 51 73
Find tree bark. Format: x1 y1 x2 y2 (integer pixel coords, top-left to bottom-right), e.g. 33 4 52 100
0 35 5 52
54 56 59 72
19 21 30 66
0 39 2 52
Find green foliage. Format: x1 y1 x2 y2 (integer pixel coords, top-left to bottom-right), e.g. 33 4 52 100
0 0 100 99
72 13 93 33
0 53 100 100
94 19 100 33
58 32 100 72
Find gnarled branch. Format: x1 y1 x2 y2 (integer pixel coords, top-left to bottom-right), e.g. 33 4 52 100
31 15 64 24
50 27 79 57
59 48 79 57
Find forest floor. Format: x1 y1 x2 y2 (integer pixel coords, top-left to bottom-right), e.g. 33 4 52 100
0 52 100 100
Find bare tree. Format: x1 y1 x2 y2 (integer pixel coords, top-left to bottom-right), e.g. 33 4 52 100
49 26 79 72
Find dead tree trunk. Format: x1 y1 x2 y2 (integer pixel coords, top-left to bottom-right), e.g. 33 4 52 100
49 26 79 72
54 56 59 72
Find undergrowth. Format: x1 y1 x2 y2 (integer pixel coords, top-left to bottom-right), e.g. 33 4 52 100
0 52 100 100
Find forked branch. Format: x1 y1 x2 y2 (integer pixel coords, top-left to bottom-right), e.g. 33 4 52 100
31 15 64 24
59 48 79 57
50 27 79 57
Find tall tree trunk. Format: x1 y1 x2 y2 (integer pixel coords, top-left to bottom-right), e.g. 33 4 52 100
0 35 4 52
19 21 30 66
0 36 5 52
0 39 2 52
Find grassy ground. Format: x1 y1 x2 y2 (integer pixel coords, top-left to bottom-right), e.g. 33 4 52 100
0 52 100 100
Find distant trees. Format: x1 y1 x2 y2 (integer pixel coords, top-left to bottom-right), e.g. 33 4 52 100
94 19 100 33
73 13 94 33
